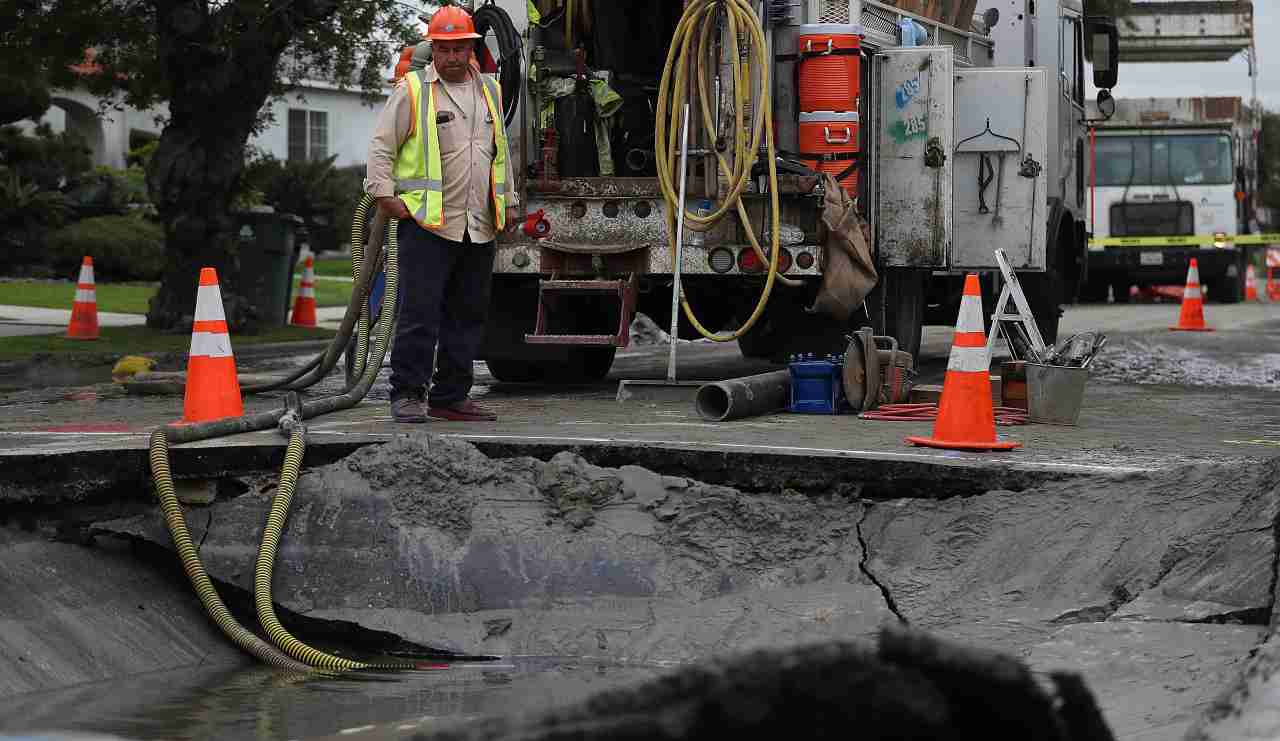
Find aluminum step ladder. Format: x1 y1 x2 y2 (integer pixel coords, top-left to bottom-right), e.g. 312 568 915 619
986 248 1047 361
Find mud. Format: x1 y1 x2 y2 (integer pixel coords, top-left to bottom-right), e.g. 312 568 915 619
84 435 1280 739
98 434 890 664
1090 338 1280 391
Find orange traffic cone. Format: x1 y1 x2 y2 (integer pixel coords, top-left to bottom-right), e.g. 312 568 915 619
66 256 100 340
182 268 244 423
906 274 1021 452
290 256 318 327
1170 258 1213 332
1246 263 1260 302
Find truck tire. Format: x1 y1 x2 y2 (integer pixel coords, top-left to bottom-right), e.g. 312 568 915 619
486 347 617 383
881 268 925 360
1078 277 1109 303
735 289 853 361
1206 253 1246 304
481 277 618 383
1020 215 1072 346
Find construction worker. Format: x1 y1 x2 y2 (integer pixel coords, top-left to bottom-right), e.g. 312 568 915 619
365 5 519 423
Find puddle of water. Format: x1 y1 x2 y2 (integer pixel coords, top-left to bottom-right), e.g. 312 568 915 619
0 659 663 741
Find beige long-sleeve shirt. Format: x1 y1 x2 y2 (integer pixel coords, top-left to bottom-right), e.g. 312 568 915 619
364 64 518 244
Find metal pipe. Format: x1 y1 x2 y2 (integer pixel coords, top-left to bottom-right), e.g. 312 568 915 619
696 369 792 421
668 103 692 383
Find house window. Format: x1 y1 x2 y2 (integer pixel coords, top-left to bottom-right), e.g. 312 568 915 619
288 109 328 161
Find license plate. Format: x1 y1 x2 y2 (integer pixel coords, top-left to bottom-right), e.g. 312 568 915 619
1140 251 1163 266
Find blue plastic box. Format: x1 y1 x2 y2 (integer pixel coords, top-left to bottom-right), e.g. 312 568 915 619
788 357 846 414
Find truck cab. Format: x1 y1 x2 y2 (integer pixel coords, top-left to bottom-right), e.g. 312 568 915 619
1083 97 1255 303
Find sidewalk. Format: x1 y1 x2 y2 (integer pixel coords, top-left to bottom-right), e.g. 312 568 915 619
0 305 146 337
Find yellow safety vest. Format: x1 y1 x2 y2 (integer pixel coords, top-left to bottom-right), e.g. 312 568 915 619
394 69 509 232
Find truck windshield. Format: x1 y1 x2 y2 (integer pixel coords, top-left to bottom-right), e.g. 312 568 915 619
1094 133 1234 187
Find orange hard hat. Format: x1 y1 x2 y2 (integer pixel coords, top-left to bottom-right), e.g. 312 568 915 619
427 6 481 41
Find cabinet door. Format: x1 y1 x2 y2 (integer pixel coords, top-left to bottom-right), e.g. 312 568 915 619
950 67 1049 270
875 46 954 268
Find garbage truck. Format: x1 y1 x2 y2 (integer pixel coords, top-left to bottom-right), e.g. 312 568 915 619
1082 96 1260 303
444 0 1119 381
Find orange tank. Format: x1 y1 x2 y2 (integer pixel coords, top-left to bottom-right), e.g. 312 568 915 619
796 23 863 114
799 111 860 197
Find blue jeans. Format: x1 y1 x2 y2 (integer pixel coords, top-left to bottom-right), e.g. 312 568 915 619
389 221 494 407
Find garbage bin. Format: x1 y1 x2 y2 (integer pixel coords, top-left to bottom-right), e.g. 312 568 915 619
234 209 304 326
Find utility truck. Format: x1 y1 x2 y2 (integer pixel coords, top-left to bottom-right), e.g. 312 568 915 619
458 0 1119 381
1083 96 1260 303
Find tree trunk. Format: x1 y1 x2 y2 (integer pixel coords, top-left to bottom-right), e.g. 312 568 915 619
145 128 258 331
144 5 288 332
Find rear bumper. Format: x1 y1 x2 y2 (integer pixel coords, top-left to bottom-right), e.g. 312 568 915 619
1088 246 1240 283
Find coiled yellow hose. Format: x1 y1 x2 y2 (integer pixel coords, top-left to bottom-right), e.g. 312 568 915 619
656 0 789 341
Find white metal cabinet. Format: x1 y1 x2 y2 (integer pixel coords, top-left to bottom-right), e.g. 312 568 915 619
874 46 954 268
950 67 1049 270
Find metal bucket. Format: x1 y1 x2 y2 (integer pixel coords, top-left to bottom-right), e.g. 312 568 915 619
1026 363 1089 426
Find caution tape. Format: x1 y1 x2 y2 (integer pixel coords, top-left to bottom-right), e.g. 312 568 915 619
1089 233 1280 248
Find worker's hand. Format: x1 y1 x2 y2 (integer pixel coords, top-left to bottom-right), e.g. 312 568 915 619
504 206 522 235
377 196 412 221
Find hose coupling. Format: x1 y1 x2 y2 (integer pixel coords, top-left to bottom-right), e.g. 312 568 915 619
279 392 305 437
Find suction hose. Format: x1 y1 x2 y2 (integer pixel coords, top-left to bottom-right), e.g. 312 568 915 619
149 198 421 671
240 200 384 394
656 0 797 342
473 1 524 128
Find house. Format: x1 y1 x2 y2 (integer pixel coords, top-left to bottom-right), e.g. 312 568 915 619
20 76 393 170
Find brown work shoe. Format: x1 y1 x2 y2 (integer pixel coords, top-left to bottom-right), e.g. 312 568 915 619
428 399 498 421
390 394 428 423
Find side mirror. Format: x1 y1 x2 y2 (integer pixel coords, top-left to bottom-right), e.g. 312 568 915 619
1087 16 1120 89
1095 89 1116 120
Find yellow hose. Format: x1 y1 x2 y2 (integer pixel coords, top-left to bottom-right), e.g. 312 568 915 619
656 0 791 342
150 197 413 672
150 428 311 672
253 427 414 671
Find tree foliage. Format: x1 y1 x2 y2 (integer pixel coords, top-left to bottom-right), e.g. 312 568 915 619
3 0 425 329
4 0 421 128
1259 109 1280 226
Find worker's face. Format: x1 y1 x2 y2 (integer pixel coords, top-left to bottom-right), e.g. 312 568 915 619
433 39 472 83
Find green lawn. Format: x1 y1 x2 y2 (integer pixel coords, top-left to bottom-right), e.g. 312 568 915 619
0 275 352 313
0 324 335 361
0 280 157 314
313 257 354 277
300 272 353 309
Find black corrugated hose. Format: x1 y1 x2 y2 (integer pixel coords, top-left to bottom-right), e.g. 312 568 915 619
474 0 524 127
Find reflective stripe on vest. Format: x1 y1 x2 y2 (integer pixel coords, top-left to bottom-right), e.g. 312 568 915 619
393 70 510 232
478 75 508 231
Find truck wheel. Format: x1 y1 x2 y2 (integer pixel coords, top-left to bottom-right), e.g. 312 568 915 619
1207 254 1246 304
486 347 617 383
1111 279 1131 304
1020 216 1073 346
735 290 852 361
1078 279 1109 303
564 346 617 380
882 268 925 359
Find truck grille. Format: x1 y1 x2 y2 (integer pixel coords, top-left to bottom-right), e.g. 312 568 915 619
1109 201 1194 237
819 0 849 23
